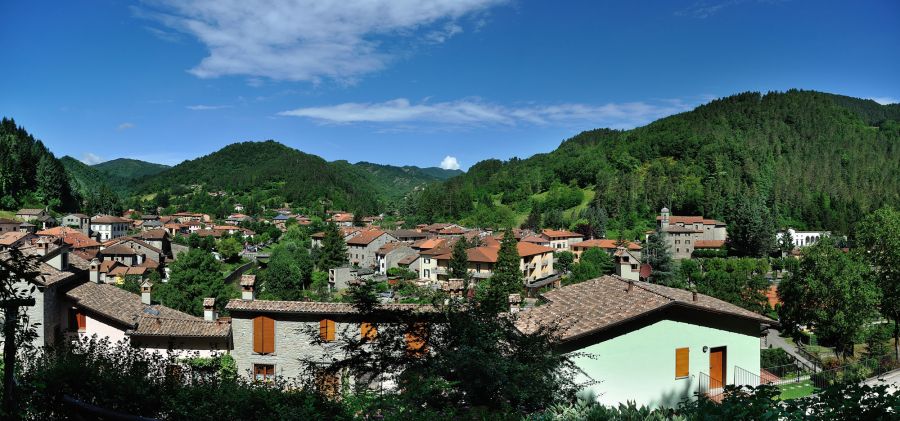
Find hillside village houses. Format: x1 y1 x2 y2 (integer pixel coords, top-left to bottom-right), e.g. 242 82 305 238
0 199 789 409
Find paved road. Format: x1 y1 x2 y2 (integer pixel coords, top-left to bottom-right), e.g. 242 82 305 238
764 328 820 370
863 369 900 393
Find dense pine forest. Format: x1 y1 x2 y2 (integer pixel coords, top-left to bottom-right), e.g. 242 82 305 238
404 90 900 237
0 118 77 211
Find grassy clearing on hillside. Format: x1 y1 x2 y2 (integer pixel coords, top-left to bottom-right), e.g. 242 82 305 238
0 210 17 219
512 186 596 228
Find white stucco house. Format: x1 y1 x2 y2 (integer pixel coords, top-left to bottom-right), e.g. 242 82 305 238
517 275 774 408
776 228 832 248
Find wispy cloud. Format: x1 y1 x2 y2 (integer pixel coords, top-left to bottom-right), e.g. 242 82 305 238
871 97 898 105
117 122 135 131
139 0 506 83
440 156 461 170
143 26 181 43
675 0 783 19
81 153 103 165
186 104 231 111
278 97 697 130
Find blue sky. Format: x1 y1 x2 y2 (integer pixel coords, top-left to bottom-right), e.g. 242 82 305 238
2 0 898 170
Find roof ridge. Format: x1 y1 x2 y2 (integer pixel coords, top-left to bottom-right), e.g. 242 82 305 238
609 275 678 303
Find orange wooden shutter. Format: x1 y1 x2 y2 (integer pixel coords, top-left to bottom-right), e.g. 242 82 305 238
253 317 264 353
675 347 690 378
405 323 427 355
76 311 87 331
262 317 275 353
320 319 335 342
361 322 377 341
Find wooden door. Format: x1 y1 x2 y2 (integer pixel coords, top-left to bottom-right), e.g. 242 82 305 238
709 347 726 389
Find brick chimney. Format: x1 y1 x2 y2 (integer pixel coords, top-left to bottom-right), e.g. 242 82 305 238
203 297 217 321
141 280 153 305
240 275 256 300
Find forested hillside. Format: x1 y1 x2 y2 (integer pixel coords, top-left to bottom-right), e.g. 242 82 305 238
93 158 170 180
349 161 462 201
136 141 384 214
59 157 124 215
403 90 900 236
0 118 77 211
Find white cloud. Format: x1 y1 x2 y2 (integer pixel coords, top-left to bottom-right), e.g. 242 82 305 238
81 153 103 165
871 97 898 105
141 0 505 83
278 97 696 130
186 104 231 110
117 122 135 131
440 156 461 170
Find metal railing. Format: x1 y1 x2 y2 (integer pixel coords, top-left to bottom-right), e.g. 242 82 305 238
698 372 725 402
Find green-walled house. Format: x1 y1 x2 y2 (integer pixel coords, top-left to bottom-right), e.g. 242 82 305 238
517 275 774 408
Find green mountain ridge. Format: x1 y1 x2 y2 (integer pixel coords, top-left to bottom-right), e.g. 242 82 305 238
405 90 900 235
93 158 170 180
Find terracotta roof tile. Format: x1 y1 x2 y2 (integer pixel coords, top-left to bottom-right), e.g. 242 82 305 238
346 230 388 245
570 239 641 251
542 229 582 239
516 275 773 342
694 240 726 249
225 299 432 315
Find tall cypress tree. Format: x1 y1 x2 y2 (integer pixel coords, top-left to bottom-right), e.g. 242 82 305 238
484 228 522 312
318 223 348 270
449 237 470 279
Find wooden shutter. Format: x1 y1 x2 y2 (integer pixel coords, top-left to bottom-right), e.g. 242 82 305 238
405 323 428 356
361 322 377 341
320 319 335 342
76 311 87 331
675 347 690 378
254 316 275 354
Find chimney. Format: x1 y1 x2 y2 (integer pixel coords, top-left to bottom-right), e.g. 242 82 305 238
692 290 698 302
203 297 217 321
36 237 51 256
89 258 101 283
627 280 634 293
141 280 153 305
240 275 256 300
508 293 522 313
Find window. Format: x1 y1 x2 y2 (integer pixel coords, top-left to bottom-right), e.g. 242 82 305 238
424 258 431 264
315 370 339 397
254 364 275 382
361 322 377 341
320 319 336 342
424 269 430 278
675 347 689 378
253 316 275 354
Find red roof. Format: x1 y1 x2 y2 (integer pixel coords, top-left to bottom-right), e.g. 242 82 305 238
331 213 354 222
542 229 582 239
570 239 640 251
435 241 554 263
346 230 387 245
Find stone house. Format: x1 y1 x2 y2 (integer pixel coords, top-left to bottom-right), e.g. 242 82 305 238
62 213 90 231
516 276 774 409
225 282 431 386
346 230 396 269
656 208 727 259
15 208 48 222
0 218 23 233
375 242 417 275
